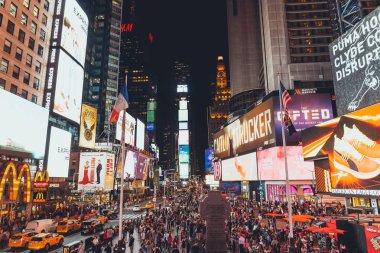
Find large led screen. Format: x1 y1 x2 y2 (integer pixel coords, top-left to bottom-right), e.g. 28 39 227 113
147 110 155 123
53 50 84 124
179 122 188 130
214 160 222 181
46 127 72 177
205 148 214 173
179 163 189 179
257 146 314 181
79 104 97 149
135 155 148 180
221 152 258 181
178 130 189 145
116 111 136 146
0 90 49 159
179 100 188 110
136 119 145 150
205 175 219 187
301 102 380 196
178 110 188 122
123 150 138 179
61 0 88 66
78 152 114 191
179 145 190 163
273 93 333 145
329 6 380 115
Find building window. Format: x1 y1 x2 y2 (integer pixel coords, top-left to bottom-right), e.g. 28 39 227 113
21 12 28 25
12 65 20 79
31 94 37 103
0 0 5 7
15 47 22 60
30 21 37 34
7 20 15 35
21 89 28 99
0 59 9 73
33 77 39 90
37 45 43 56
43 0 49 11
18 30 25 43
23 71 30 84
28 38 35 50
10 84 17 94
39 29 45 41
0 78 5 89
26 54 32 67
233 0 238 16
23 0 29 8
3 39 11 54
35 60 41 73
42 14 47 26
33 5 39 18
9 3 17 17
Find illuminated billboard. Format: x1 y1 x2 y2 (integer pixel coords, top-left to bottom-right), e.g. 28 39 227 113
0 90 49 159
79 104 97 149
205 175 219 187
214 97 276 159
178 109 188 122
46 127 72 177
123 150 138 178
78 152 114 191
147 101 157 111
205 149 214 173
115 111 136 146
179 145 190 163
179 122 188 130
301 102 380 197
329 6 380 115
178 130 189 145
53 50 84 123
147 110 155 123
179 163 189 179
179 100 188 110
136 155 149 180
147 123 154 131
177 85 188 93
221 152 258 181
214 160 222 181
136 119 145 150
257 146 314 181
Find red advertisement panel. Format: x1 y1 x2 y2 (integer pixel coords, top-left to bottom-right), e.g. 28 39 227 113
365 226 380 253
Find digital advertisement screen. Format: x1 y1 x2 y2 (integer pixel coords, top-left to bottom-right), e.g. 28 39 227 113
179 145 190 163
205 175 219 187
219 182 241 193
257 146 314 181
364 225 380 253
47 127 72 177
147 101 157 111
0 90 49 159
214 97 276 159
179 163 189 179
329 6 380 115
123 150 138 179
214 160 221 181
178 109 188 122
53 50 84 124
135 155 148 180
221 152 258 181
314 160 332 193
273 93 333 145
205 148 214 173
178 130 189 145
116 111 136 146
78 152 114 191
136 119 145 150
301 102 380 196
61 0 88 66
177 85 188 93
179 100 188 110
79 104 97 149
147 110 155 123
147 123 154 131
179 122 188 130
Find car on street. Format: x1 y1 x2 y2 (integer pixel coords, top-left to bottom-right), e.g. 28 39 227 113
9 232 38 249
102 209 118 219
97 215 108 224
28 233 64 251
81 219 104 235
57 219 81 234
145 202 154 209
132 205 142 212
24 219 58 233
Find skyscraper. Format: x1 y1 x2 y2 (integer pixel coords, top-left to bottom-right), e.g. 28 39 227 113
0 0 55 105
208 56 231 146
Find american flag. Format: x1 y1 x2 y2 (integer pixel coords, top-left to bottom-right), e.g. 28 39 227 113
280 82 297 135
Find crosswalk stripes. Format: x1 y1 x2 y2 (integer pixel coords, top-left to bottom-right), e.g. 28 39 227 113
122 212 144 221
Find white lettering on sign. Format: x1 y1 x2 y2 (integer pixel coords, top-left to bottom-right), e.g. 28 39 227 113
53 18 60 40
55 0 62 15
44 93 51 109
331 188 380 196
276 109 331 122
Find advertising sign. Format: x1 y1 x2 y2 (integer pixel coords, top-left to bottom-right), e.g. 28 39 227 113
135 155 149 180
179 163 189 179
314 159 332 193
329 6 380 115
79 104 97 149
257 146 314 181
0 162 32 203
180 100 188 110
136 119 145 150
365 226 380 253
147 110 155 123
205 175 219 187
179 122 188 130
219 182 241 193
301 102 380 197
122 150 138 179
214 97 276 159
178 130 189 145
205 148 214 173
179 145 190 163
46 127 72 178
53 50 84 123
33 191 47 203
273 93 333 145
147 101 157 111
221 152 258 181
147 123 154 131
178 110 188 122
0 90 49 159
116 111 136 146
78 152 114 191
214 160 222 181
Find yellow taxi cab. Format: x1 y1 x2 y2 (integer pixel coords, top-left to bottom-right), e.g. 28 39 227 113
28 233 64 251
145 202 154 209
57 219 81 234
9 232 38 248
97 215 108 224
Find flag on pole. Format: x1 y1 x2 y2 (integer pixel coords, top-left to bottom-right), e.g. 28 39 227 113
109 74 129 123
279 82 297 136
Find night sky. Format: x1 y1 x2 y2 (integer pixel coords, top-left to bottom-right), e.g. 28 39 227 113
139 0 229 172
